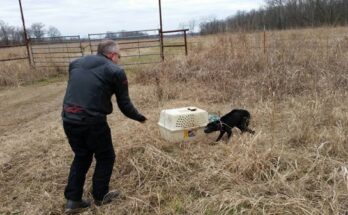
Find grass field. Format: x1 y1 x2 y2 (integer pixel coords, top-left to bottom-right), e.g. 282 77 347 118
0 26 348 214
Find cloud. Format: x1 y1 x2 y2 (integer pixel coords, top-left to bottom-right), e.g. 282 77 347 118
0 0 263 35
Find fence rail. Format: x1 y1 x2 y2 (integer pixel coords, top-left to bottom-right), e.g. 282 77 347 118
0 57 28 62
29 35 83 68
88 29 162 66
0 44 27 48
160 29 189 58
0 44 29 63
2 29 346 68
0 28 190 68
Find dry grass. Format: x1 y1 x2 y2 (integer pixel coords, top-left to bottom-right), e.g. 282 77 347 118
0 61 67 87
0 27 348 214
0 43 81 87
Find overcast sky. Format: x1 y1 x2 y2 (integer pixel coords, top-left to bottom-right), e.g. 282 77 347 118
0 0 265 37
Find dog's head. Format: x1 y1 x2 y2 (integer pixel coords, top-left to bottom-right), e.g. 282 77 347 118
204 120 221 133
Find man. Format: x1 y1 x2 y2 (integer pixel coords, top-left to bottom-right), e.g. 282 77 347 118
62 40 146 213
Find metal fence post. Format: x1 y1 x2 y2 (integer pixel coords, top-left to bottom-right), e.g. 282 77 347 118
184 30 188 56
79 36 84 56
18 0 32 66
158 0 164 61
88 34 93 54
29 38 35 67
263 27 266 55
159 29 164 61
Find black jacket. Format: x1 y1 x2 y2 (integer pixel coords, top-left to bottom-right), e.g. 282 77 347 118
62 54 145 124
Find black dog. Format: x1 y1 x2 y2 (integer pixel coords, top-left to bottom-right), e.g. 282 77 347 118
204 109 255 142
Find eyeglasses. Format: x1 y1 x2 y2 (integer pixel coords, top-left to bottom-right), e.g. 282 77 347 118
113 52 121 59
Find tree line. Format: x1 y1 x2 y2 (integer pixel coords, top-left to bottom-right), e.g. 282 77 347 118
105 30 150 39
0 21 61 46
200 0 348 34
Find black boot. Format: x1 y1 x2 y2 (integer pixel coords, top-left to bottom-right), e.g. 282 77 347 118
94 191 120 206
65 199 91 214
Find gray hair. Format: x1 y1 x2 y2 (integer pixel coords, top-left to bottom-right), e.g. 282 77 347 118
97 40 120 55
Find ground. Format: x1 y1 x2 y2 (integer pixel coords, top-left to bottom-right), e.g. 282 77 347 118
1 28 348 214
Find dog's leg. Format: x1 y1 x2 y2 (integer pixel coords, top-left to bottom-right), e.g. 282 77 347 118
239 117 250 133
216 131 225 142
226 129 232 140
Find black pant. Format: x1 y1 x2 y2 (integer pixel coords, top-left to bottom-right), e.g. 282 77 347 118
63 121 115 201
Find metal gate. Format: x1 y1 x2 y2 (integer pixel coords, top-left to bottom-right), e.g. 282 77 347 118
30 35 83 68
88 29 162 66
28 29 190 68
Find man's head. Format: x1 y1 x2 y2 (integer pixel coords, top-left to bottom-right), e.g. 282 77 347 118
97 40 121 64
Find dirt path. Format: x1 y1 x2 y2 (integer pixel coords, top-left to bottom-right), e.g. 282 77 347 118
0 83 66 134
0 82 64 165
0 81 157 164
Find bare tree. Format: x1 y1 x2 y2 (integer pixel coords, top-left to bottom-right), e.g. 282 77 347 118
199 0 348 35
200 18 226 35
12 27 24 43
30 22 45 39
47 26 61 37
0 20 10 45
178 22 187 30
105 31 118 39
188 19 196 34
0 20 26 45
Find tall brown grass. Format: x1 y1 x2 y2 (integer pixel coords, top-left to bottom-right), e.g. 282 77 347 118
131 27 348 214
0 44 79 87
0 61 68 87
0 27 347 214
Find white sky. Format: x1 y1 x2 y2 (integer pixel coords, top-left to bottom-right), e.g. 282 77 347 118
0 0 265 37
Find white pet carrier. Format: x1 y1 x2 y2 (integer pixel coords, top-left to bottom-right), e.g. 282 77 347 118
158 107 209 142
